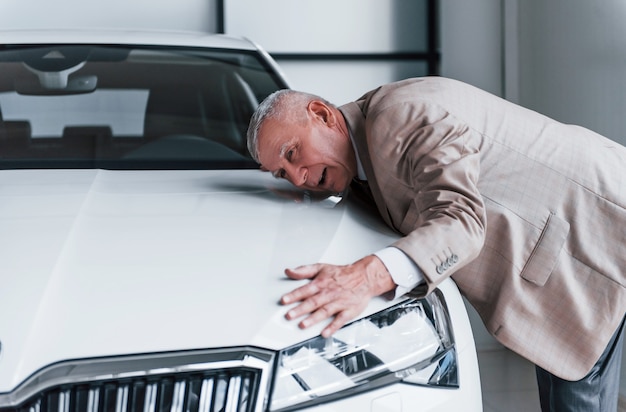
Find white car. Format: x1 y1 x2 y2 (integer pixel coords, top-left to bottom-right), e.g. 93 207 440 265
0 30 482 412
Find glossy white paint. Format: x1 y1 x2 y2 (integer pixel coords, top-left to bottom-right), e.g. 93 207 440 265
0 168 480 409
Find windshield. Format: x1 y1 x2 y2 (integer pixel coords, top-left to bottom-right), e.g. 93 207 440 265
0 44 286 169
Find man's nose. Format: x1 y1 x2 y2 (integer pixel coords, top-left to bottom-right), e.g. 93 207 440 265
287 165 308 187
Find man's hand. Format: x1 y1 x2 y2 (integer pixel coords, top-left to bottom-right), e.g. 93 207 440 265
280 255 396 338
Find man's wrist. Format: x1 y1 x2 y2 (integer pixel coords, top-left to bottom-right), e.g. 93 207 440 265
362 254 397 296
374 247 424 298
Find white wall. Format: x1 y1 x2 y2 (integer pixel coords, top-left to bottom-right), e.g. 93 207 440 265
0 0 218 32
224 0 432 105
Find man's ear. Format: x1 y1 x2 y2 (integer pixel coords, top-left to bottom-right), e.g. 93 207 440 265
308 100 335 127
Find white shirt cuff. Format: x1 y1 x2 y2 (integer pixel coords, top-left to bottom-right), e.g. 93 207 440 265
374 247 425 299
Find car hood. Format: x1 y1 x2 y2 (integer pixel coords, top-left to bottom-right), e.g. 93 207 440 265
0 169 399 392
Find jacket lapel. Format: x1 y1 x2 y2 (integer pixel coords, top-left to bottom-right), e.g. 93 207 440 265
339 102 396 230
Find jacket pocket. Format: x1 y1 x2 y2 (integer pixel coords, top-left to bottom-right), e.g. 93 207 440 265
520 213 570 286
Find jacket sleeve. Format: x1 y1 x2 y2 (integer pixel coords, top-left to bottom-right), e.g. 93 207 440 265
365 99 486 297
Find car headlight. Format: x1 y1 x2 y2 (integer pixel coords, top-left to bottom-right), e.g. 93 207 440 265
269 289 458 411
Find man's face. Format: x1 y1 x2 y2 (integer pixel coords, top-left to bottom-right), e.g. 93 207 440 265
256 103 356 194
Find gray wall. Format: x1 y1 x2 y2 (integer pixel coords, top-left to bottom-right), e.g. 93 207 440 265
440 0 626 147
517 0 626 146
440 0 504 97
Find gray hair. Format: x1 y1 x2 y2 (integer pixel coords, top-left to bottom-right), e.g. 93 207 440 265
246 89 331 162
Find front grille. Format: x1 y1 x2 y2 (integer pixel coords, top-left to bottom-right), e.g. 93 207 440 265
0 348 274 412
12 370 258 412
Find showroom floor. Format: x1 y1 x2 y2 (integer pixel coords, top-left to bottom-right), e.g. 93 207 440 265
477 348 541 411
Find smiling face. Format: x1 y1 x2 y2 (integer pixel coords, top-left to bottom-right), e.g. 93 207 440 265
256 100 357 194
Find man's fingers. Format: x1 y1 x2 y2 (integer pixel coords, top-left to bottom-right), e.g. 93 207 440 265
284 264 323 280
284 286 339 323
279 258 389 337
303 305 355 338
321 311 353 338
283 282 334 320
280 281 320 305
297 301 343 330
281 264 326 305
284 296 319 321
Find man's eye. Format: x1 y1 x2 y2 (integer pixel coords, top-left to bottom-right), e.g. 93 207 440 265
278 169 286 179
286 149 294 161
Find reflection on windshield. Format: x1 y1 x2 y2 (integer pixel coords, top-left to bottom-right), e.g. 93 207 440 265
0 45 283 169
0 90 148 137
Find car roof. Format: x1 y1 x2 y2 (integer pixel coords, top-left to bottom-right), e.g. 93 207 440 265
0 28 259 51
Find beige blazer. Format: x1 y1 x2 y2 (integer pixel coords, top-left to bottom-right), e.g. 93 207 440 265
339 77 626 381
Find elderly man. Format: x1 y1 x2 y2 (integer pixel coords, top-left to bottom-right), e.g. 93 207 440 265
246 77 626 411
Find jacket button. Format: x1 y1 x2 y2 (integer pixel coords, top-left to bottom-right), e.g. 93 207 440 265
447 255 459 266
